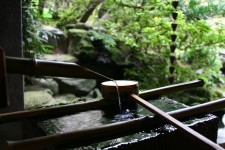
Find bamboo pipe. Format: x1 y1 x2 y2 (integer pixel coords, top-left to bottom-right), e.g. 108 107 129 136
5 97 225 150
0 79 204 123
139 79 204 99
0 100 116 123
0 48 9 107
5 57 108 80
130 94 225 150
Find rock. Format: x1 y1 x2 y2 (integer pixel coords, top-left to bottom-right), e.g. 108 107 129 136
42 54 77 62
67 29 89 41
25 78 59 95
67 29 95 56
25 85 54 96
54 77 96 96
87 88 103 99
24 91 54 109
167 87 212 106
43 26 68 53
65 23 93 31
45 94 81 106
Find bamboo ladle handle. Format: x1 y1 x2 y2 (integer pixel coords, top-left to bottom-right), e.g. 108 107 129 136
130 93 224 150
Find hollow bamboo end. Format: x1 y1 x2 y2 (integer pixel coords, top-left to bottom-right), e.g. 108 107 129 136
101 80 139 100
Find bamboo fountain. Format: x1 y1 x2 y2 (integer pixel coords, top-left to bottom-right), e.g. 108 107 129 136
0 46 225 150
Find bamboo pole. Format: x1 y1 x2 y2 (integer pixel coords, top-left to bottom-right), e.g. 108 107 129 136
130 94 225 150
5 57 108 80
139 79 204 99
0 100 117 123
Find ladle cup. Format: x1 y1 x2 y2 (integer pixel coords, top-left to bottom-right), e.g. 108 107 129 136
101 80 139 100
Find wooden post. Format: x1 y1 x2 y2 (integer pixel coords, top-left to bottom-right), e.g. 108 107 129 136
0 48 9 107
0 1 23 149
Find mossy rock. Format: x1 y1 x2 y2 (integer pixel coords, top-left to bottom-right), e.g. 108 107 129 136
167 87 212 106
42 54 77 63
44 94 83 106
54 77 96 96
67 29 89 40
25 86 54 96
87 88 103 100
65 23 93 30
25 78 59 95
67 29 95 55
24 91 54 109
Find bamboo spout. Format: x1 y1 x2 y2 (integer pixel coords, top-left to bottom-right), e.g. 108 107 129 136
5 57 108 80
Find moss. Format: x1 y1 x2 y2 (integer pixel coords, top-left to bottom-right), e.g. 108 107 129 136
24 91 54 109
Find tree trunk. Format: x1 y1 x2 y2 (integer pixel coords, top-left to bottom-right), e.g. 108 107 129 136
80 0 105 23
38 0 46 16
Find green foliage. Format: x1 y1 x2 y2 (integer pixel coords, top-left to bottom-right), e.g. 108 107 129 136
181 0 225 20
57 0 91 28
89 30 116 50
22 0 53 58
176 5 225 87
23 0 225 94
102 0 173 88
101 0 225 89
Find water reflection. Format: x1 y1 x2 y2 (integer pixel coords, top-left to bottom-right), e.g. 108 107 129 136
38 110 105 134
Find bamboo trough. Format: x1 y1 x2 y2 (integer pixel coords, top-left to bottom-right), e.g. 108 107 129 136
1 56 225 149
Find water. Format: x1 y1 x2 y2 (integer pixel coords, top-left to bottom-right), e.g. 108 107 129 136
113 81 122 112
113 109 135 122
80 66 122 112
37 110 104 134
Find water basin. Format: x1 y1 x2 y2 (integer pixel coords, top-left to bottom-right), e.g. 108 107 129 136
35 97 219 150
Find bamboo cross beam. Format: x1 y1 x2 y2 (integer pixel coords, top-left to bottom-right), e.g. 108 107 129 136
130 93 225 150
0 100 116 123
139 79 204 99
